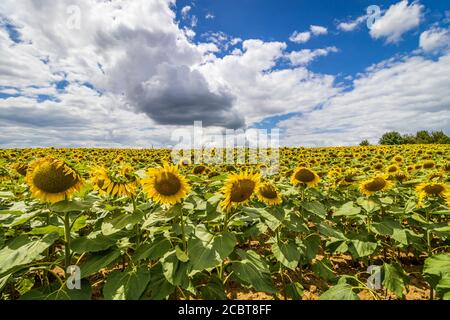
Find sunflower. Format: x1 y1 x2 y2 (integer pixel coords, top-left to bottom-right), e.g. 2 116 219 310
91 165 139 198
290 167 320 188
142 163 190 205
26 157 84 203
192 164 207 175
220 171 261 211
256 182 282 206
415 182 449 207
359 175 394 196
12 163 28 176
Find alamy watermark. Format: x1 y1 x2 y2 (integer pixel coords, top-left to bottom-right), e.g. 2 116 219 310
170 121 280 175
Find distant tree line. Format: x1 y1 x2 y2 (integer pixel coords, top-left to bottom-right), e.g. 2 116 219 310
359 130 450 146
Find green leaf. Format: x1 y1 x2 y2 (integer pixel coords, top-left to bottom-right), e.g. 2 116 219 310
103 268 151 300
302 201 327 219
188 231 236 271
20 280 92 300
436 275 450 300
200 276 227 300
319 283 359 300
50 198 94 213
285 282 304 300
29 225 64 236
242 207 284 231
357 198 380 213
16 277 35 295
133 237 172 261
312 259 335 281
80 250 121 279
161 251 191 288
334 202 361 217
348 239 377 258
71 231 117 253
231 250 277 294
145 263 175 300
382 263 409 299
175 246 189 262
271 240 300 270
101 212 143 236
423 254 450 287
0 233 59 277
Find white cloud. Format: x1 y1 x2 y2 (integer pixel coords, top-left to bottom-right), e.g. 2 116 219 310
337 15 367 32
310 25 328 35
205 13 215 20
288 46 338 66
289 25 328 43
419 26 450 53
278 53 450 146
181 5 191 19
370 0 423 44
289 31 311 43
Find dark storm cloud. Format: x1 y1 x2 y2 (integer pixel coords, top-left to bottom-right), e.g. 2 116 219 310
97 26 245 129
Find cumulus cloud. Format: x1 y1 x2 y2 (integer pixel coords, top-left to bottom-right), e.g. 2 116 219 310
288 46 338 66
337 15 367 32
278 53 450 146
289 31 311 43
419 26 450 53
370 0 423 44
310 25 328 35
289 25 328 43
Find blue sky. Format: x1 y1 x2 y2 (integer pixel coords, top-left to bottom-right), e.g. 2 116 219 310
0 0 449 147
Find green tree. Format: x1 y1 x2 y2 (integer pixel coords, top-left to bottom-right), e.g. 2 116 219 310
430 131 450 144
379 131 404 145
415 130 432 144
359 139 370 146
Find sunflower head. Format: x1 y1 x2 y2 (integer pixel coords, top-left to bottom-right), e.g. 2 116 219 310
26 157 84 203
359 175 393 196
220 171 261 211
256 182 282 206
415 182 449 207
12 163 28 176
290 167 320 188
91 164 139 198
142 163 190 205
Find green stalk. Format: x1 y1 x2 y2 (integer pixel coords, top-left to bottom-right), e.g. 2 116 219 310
63 211 72 271
180 208 187 252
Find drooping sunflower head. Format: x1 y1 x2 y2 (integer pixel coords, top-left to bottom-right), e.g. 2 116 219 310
220 171 261 211
415 182 449 207
12 162 29 176
359 175 393 196
422 160 435 169
26 157 84 203
142 163 190 205
290 167 320 188
91 164 139 198
386 164 400 175
256 182 282 206
192 164 207 175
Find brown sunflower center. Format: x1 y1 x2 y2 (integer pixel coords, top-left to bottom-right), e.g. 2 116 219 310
32 162 79 193
154 172 181 196
259 184 278 199
294 169 315 183
423 162 435 169
423 184 444 195
230 179 255 202
365 177 387 192
193 165 206 174
388 166 398 173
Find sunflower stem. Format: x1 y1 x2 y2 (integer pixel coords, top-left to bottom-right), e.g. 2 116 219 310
180 208 187 252
63 211 72 271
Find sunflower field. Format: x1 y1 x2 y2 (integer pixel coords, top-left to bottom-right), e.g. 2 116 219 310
0 145 449 300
